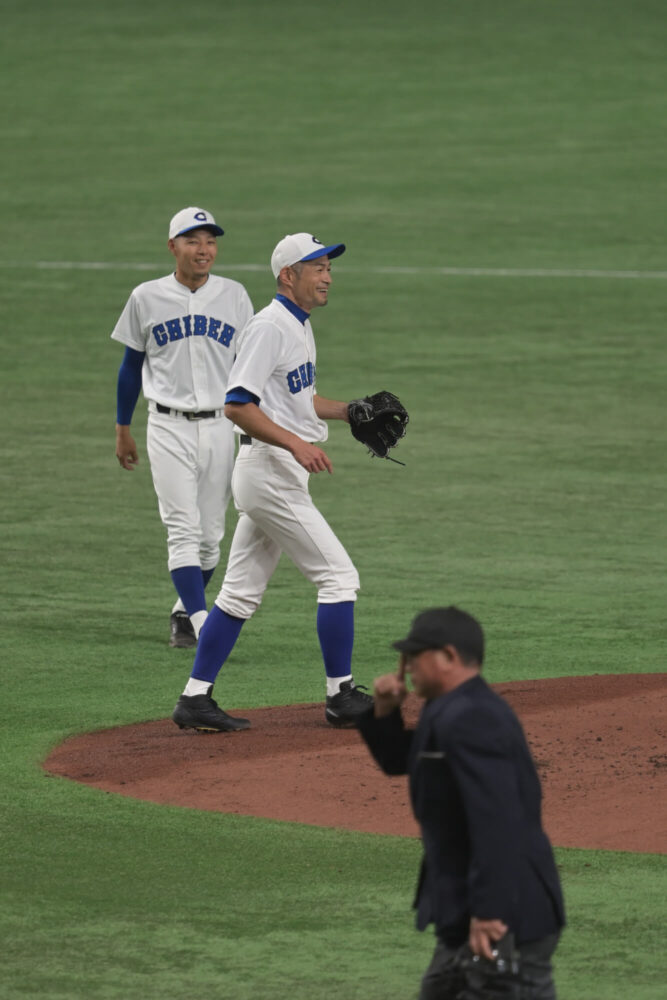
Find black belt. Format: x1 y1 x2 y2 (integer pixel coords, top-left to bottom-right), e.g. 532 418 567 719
156 403 217 420
240 434 252 445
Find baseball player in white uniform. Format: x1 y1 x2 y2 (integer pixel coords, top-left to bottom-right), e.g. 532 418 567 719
172 232 373 731
112 207 253 647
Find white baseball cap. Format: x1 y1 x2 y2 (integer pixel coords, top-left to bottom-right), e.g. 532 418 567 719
270 232 345 278
168 206 224 240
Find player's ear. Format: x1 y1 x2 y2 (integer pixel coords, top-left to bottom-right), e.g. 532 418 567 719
167 238 176 255
278 265 293 287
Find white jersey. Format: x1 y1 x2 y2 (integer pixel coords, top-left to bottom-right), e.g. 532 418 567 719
111 272 253 410
227 297 328 443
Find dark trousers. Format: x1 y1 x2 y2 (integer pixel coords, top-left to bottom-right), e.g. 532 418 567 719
418 932 560 1000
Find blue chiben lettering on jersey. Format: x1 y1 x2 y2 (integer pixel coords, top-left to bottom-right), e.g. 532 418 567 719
151 316 235 349
286 362 315 394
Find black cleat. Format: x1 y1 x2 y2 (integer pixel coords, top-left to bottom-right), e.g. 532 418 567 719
325 680 374 728
169 611 197 649
172 686 251 733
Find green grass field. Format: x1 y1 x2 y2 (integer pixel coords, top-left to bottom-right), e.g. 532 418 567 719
1 1 666 997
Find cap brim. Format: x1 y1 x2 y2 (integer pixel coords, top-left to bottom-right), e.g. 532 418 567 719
174 223 224 238
392 637 431 653
301 242 345 263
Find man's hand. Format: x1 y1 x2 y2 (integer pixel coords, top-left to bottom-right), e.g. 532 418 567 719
115 425 139 470
469 917 510 960
290 438 333 474
224 401 333 474
373 656 408 717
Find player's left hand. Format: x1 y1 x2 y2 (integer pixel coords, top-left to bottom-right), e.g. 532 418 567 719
348 390 408 462
116 426 139 471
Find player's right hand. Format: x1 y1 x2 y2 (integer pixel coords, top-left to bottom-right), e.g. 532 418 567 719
115 426 139 471
291 439 333 474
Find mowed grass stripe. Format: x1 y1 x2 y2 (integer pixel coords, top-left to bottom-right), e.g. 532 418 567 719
4 261 667 280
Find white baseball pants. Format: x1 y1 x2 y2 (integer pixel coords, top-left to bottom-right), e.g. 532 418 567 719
216 440 359 618
146 410 235 572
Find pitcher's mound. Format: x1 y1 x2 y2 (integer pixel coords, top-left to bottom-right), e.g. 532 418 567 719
44 673 666 853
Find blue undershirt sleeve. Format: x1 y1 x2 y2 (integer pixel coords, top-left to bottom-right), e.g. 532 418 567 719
225 386 260 405
116 346 145 424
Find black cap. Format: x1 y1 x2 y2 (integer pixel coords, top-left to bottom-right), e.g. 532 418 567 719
392 606 484 664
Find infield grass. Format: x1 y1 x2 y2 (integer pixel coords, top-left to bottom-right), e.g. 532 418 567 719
1 1 666 998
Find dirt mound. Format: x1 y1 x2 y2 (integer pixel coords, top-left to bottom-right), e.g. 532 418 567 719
44 673 667 853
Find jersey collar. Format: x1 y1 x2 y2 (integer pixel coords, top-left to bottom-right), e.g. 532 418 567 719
275 293 309 325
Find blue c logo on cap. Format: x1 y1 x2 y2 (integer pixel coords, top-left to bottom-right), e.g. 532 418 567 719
311 237 323 246
194 211 207 221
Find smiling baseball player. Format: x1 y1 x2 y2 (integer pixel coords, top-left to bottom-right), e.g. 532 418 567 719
112 207 253 647
172 232 408 732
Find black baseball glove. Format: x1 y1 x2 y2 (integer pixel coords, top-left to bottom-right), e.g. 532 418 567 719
347 390 409 462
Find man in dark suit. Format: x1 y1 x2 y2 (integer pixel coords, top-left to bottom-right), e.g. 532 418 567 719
357 606 565 999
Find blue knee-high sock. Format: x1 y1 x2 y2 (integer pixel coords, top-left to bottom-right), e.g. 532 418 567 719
171 566 207 616
202 567 216 589
317 601 354 677
191 606 245 684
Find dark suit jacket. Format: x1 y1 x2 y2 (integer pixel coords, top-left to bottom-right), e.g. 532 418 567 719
358 675 565 945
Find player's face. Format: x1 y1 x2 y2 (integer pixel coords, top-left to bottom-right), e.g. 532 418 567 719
289 257 332 311
169 228 218 288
